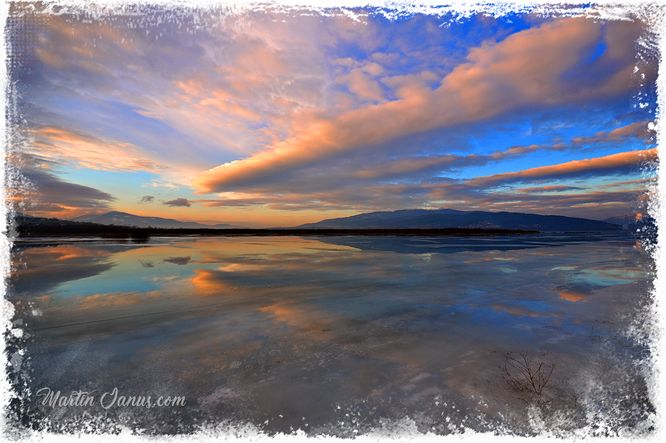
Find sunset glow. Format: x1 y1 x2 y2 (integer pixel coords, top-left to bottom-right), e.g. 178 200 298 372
9 6 657 226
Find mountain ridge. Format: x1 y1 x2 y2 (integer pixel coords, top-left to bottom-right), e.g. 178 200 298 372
297 208 621 231
73 211 237 229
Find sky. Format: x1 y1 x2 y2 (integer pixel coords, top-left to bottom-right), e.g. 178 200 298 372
8 4 658 227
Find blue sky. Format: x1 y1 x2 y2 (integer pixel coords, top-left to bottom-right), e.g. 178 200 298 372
9 6 657 226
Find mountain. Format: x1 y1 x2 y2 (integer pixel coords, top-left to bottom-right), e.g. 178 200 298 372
605 214 656 240
298 209 621 232
14 214 97 229
604 214 655 229
73 211 237 229
604 216 634 227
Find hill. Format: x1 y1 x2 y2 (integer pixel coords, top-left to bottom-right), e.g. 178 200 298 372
298 208 621 232
73 211 237 229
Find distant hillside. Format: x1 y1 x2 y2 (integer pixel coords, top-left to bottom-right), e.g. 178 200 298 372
298 208 621 232
73 211 237 229
604 216 634 227
605 214 655 229
11 214 153 240
14 214 101 229
605 214 656 240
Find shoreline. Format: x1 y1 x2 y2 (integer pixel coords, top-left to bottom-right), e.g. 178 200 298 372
14 227 540 240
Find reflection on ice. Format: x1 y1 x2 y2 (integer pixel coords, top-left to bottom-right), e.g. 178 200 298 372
10 234 654 435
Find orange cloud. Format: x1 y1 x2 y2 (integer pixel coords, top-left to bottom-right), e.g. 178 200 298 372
468 149 657 187
198 90 263 122
30 126 161 173
194 18 645 193
517 185 582 193
32 14 140 69
607 121 652 139
572 120 654 145
341 68 384 101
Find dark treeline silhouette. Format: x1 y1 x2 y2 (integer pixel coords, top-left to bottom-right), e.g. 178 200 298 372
12 215 538 239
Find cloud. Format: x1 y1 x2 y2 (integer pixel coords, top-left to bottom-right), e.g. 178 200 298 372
163 197 192 207
603 178 655 189
424 181 649 220
572 120 654 146
30 126 162 173
189 145 655 220
139 195 155 204
10 158 115 218
11 10 656 222
340 68 385 101
182 115 654 214
187 118 653 204
517 185 583 193
349 144 541 181
468 149 657 187
194 198 261 207
194 18 648 193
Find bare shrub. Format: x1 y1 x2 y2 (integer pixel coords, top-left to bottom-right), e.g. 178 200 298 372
503 352 554 404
